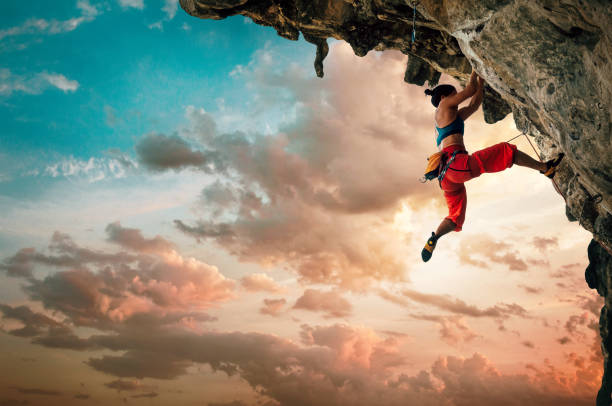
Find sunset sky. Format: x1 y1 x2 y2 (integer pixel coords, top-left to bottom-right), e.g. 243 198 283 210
0 1 603 405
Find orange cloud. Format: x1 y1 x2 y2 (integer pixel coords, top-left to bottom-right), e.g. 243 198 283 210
241 273 284 293
293 289 352 318
260 298 287 317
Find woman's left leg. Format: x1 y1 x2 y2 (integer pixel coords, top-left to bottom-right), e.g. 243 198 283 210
513 149 547 172
471 142 563 178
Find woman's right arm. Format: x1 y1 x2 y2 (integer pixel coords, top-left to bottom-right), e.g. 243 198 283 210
439 70 478 108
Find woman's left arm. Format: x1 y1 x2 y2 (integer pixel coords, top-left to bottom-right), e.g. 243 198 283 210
458 76 485 120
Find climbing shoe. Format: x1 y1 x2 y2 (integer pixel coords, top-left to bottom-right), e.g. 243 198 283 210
421 232 437 262
540 153 565 179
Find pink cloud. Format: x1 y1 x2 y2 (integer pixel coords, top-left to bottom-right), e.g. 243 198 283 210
293 289 352 318
260 298 286 316
2 226 234 330
241 273 284 293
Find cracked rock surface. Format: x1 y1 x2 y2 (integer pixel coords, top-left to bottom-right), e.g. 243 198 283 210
180 0 612 402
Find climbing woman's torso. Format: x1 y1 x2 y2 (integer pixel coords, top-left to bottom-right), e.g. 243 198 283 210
435 108 465 150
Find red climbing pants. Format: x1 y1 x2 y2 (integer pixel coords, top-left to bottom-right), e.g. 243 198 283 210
440 142 517 232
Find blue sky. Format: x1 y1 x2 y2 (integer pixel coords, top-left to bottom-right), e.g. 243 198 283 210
0 0 317 259
0 0 314 188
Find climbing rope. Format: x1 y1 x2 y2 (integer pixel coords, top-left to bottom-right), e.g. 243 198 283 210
507 132 566 203
411 1 418 44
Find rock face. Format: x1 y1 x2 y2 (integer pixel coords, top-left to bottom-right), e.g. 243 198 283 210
179 0 612 402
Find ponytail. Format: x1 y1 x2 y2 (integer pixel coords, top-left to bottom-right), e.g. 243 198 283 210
424 84 456 107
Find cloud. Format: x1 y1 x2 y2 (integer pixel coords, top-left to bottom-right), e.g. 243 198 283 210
532 236 559 252
517 284 542 294
0 266 600 406
44 155 135 182
118 0 144 10
77 0 100 18
381 289 528 320
40 73 79 92
0 1 99 42
0 303 68 338
551 263 581 279
0 400 29 406
10 387 61 396
0 70 80 96
293 289 352 318
411 314 479 345
162 0 179 19
299 323 406 371
241 273 283 293
431 353 595 406
259 298 286 316
131 392 158 398
208 402 249 406
1 227 233 331
104 379 144 392
522 341 535 348
105 222 175 253
135 133 219 172
128 43 443 289
148 21 163 31
458 235 528 271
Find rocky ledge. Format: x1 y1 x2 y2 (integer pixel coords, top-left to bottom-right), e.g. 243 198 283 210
179 0 612 402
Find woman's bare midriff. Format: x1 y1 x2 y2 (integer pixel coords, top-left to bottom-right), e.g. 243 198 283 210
440 133 465 149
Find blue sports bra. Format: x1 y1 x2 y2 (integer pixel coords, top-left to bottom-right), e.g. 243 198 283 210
435 115 464 147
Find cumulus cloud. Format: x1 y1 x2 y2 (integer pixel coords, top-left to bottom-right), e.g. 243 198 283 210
241 273 284 293
0 263 601 406
135 133 220 172
293 289 352 318
1 226 233 331
129 43 443 289
259 298 286 316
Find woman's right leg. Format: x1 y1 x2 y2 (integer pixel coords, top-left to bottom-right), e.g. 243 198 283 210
422 185 466 262
435 218 457 239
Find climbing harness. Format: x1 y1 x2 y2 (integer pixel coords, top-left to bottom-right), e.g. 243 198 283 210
419 149 467 185
437 149 464 183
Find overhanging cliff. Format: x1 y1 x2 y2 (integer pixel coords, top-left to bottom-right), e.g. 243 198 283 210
179 0 612 403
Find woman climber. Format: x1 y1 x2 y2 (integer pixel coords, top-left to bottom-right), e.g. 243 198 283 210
421 70 564 262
